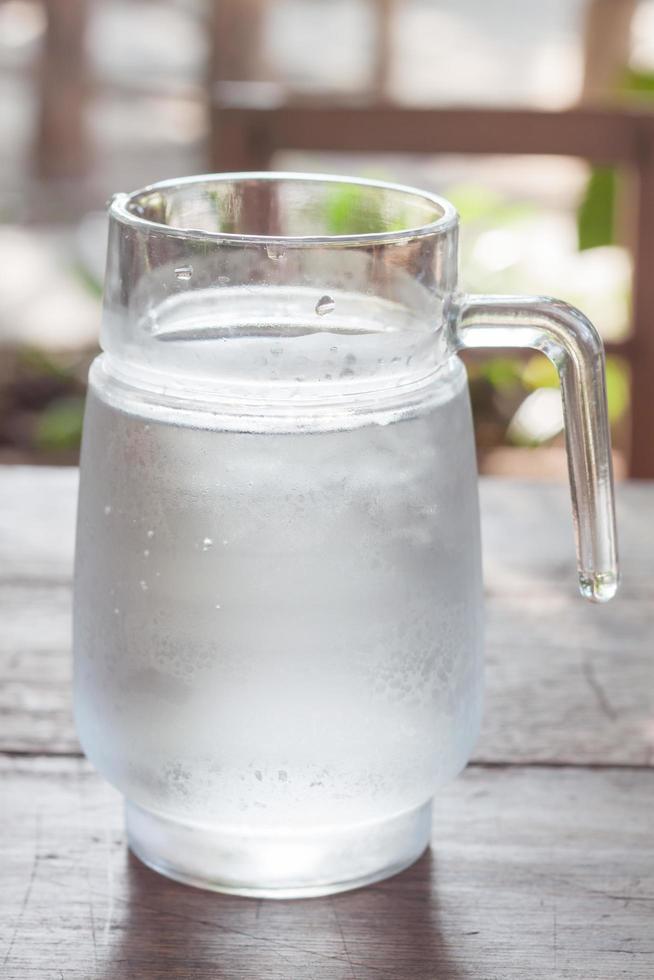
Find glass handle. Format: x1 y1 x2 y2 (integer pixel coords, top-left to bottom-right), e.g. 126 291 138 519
452 294 619 602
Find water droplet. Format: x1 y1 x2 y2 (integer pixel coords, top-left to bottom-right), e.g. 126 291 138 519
202 537 213 551
139 580 148 591
103 505 112 516
143 549 150 558
266 244 286 261
114 607 120 615
315 295 335 316
174 265 193 282
217 275 230 285
222 538 228 546
146 529 154 538
155 571 161 578
215 603 221 610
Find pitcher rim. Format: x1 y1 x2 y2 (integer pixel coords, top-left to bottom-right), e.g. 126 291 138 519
108 171 459 247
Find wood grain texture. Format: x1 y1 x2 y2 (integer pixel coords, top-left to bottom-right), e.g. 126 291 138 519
212 105 651 165
1 470 652 764
2 757 653 980
2 468 653 978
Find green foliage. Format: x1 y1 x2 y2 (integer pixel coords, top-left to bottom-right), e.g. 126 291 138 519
17 346 75 380
73 262 103 298
605 356 630 423
478 358 523 389
34 396 85 451
577 166 616 251
468 352 629 452
522 355 559 390
577 67 654 252
622 67 654 95
325 185 407 235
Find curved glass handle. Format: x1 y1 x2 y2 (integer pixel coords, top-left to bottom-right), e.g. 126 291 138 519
452 294 619 602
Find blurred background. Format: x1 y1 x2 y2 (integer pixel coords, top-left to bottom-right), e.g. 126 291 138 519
2 0 653 475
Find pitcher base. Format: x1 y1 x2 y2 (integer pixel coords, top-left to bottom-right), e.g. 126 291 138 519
126 799 432 898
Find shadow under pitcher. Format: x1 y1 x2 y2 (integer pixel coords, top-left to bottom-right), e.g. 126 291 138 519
73 173 618 898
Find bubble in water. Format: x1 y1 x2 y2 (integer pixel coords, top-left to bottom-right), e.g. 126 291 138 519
202 537 213 551
103 505 112 515
143 549 150 557
266 244 286 261
146 529 154 538
174 265 193 282
113 607 120 615
139 580 148 591
315 295 335 316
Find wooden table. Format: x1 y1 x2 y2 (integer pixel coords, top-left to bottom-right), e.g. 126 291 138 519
1 468 653 979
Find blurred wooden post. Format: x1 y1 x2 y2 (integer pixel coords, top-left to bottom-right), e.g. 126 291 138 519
209 0 275 172
580 0 653 475
35 0 90 179
370 0 394 100
581 0 637 103
629 133 654 478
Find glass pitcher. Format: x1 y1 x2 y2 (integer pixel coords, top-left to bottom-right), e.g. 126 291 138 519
73 173 618 898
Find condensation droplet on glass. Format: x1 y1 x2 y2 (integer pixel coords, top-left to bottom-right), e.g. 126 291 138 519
104 505 112 515
202 537 213 551
222 538 229 546
315 295 335 316
266 244 286 261
174 265 193 282
146 529 154 538
143 549 150 558
215 603 221 609
139 580 148 591
114 607 120 615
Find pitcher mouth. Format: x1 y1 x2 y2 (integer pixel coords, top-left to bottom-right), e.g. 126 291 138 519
108 171 459 247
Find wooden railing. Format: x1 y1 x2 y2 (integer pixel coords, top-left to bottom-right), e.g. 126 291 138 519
211 103 654 477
